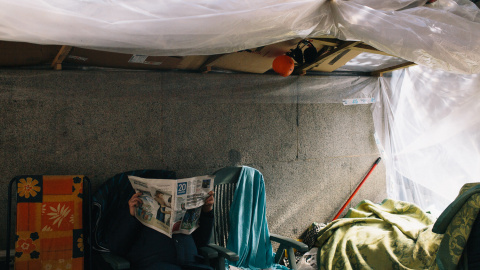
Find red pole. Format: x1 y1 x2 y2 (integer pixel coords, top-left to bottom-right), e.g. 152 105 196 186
332 157 381 221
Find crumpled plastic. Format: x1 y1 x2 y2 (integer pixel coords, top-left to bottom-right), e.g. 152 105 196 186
372 65 480 216
0 0 479 73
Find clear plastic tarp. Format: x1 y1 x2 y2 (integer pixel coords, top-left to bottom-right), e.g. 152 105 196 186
337 52 409 73
1 0 480 216
372 65 480 216
0 0 479 73
312 0 480 74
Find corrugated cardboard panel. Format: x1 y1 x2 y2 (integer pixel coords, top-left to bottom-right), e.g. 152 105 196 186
0 41 60 67
176 56 210 70
210 51 275 73
210 40 299 73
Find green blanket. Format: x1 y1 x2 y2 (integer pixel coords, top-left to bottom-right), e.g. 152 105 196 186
315 199 442 270
315 183 480 270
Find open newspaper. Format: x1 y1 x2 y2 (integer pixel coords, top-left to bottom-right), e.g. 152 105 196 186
128 175 214 238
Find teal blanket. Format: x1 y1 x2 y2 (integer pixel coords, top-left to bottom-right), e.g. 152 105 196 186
226 166 287 270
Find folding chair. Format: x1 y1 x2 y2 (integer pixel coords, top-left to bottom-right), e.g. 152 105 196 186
201 166 308 270
6 175 92 270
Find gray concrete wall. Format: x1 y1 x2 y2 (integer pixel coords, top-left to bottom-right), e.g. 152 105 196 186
0 70 386 248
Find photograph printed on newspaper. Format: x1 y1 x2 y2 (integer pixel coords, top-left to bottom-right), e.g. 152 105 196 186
128 175 214 238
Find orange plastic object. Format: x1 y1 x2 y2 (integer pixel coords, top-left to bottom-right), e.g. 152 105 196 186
272 55 294 77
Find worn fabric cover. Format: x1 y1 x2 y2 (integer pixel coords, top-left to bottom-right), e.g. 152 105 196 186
315 199 442 270
14 175 86 270
225 166 287 270
433 183 480 270
315 183 480 270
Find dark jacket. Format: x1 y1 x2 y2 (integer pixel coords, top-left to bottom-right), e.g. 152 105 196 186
107 204 214 270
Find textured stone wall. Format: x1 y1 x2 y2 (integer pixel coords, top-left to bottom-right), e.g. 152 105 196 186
0 70 386 247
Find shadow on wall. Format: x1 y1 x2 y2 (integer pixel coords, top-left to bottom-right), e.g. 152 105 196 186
228 149 242 166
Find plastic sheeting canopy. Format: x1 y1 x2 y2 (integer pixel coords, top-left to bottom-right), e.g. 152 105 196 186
1 0 480 217
372 65 480 216
0 0 479 74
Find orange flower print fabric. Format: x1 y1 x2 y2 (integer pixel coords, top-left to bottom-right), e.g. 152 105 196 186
16 238 36 254
18 177 41 199
14 232 40 261
42 202 74 231
14 175 86 270
77 234 84 252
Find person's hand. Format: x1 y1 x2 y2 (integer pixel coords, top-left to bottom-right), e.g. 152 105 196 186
128 192 143 216
202 191 214 213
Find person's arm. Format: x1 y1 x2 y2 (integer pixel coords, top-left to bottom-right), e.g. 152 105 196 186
106 192 142 256
193 191 215 247
201 191 214 213
128 192 142 216
192 210 214 247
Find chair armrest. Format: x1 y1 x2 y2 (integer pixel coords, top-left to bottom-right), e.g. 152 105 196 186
101 253 131 270
206 244 239 261
270 233 308 252
198 246 219 259
271 234 309 270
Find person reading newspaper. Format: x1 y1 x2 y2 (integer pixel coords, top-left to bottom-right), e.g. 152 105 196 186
128 175 214 237
107 189 215 270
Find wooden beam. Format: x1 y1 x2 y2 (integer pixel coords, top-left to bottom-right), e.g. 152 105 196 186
51 45 72 70
309 37 340 47
199 54 225 73
201 66 212 74
371 62 417 76
294 41 362 74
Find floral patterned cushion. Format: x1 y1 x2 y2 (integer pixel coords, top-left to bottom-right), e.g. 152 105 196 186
433 183 480 270
14 175 86 270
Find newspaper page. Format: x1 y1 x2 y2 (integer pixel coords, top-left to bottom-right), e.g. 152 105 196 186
128 175 214 238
